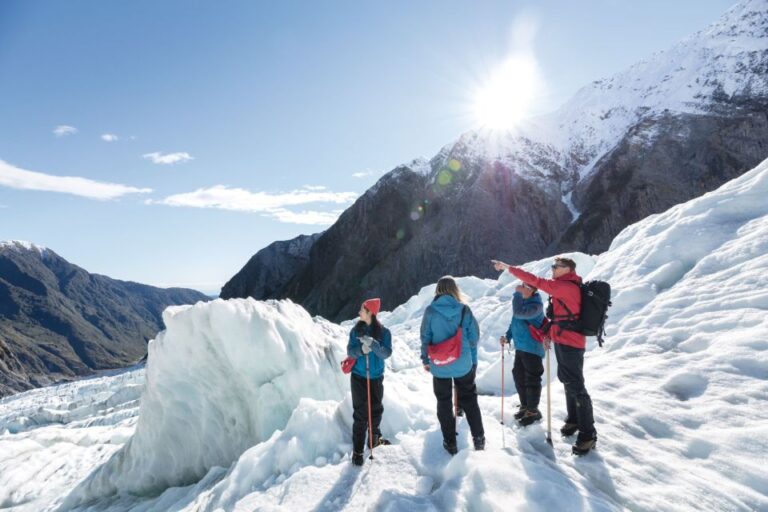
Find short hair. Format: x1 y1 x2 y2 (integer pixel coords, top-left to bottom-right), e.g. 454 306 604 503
554 257 576 271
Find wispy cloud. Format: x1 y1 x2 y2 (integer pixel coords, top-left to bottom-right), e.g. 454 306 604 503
0 160 152 200
53 125 78 137
143 151 193 165
0 204 7 208
150 185 357 225
352 171 374 178
268 208 346 225
101 133 119 142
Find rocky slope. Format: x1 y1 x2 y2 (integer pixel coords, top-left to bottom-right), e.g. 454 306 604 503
0 241 208 396
225 0 768 321
220 233 320 301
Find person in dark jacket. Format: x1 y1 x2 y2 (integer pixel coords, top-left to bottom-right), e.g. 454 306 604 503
493 257 597 454
420 276 485 455
347 298 393 466
500 283 546 426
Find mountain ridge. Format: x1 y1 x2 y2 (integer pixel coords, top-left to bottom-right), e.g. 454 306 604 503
0 241 209 396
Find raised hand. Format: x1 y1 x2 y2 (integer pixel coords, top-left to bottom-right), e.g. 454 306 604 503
491 259 508 272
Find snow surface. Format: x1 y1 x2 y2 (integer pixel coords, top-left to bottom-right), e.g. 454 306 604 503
2 158 767 511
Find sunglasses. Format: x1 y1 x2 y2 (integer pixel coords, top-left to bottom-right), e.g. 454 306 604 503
550 264 569 269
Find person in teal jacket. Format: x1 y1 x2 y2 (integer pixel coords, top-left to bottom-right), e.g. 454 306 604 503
500 283 545 426
420 276 485 455
347 298 392 466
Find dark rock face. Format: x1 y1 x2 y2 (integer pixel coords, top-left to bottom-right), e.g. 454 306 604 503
220 233 321 300
225 101 768 323
276 157 574 322
0 243 209 397
558 103 768 253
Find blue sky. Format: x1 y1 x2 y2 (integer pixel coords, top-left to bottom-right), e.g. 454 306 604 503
0 0 735 294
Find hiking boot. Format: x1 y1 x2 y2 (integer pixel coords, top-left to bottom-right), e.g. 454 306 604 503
572 432 598 456
372 435 391 447
513 405 527 421
351 451 364 466
560 422 578 437
518 408 542 427
473 436 486 451
443 440 458 455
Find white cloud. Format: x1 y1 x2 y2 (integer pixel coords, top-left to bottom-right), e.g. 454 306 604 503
352 170 376 178
267 208 346 225
0 160 152 200
101 133 119 142
302 185 327 191
151 185 358 225
143 151 194 165
53 125 78 137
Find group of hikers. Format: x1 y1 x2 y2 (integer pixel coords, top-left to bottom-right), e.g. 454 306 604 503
342 256 603 466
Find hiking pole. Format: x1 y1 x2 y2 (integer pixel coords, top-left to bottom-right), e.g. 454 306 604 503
366 353 374 460
453 382 458 418
501 339 505 425
546 344 553 446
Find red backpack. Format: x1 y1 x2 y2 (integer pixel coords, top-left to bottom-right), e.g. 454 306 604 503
427 306 466 366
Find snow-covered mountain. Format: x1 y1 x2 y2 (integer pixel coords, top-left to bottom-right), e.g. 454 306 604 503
224 0 768 322
2 156 766 511
448 0 768 182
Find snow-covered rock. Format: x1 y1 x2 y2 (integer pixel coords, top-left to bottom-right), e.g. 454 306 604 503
61 299 349 505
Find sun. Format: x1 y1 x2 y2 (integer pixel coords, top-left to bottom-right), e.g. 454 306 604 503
472 55 541 131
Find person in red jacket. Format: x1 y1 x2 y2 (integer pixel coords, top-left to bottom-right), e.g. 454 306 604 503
492 256 597 454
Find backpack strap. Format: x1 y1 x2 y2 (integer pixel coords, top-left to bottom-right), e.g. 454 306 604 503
457 305 467 332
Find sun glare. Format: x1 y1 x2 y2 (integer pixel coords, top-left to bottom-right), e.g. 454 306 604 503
472 55 541 131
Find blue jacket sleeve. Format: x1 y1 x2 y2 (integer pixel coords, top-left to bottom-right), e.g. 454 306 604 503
512 292 543 320
371 328 393 359
420 307 432 365
347 329 363 358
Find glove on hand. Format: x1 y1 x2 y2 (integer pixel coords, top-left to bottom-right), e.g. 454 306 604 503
360 335 374 354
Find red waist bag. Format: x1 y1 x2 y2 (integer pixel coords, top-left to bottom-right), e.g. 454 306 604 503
340 356 356 374
427 306 466 366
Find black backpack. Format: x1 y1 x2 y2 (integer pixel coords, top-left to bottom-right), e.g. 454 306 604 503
546 281 612 347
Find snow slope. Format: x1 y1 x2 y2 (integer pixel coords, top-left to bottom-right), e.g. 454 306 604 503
437 0 768 186
2 159 768 511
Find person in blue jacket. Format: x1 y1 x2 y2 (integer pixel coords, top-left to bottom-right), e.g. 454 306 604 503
500 283 545 426
420 276 485 455
347 298 393 466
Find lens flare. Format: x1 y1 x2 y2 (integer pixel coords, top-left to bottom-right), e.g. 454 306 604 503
472 54 542 131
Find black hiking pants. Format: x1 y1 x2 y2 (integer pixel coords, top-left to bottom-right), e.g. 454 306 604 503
554 343 595 436
351 373 384 453
512 350 544 410
433 368 485 444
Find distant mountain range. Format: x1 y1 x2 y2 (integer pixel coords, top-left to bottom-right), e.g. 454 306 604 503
0 241 208 396
222 0 768 322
